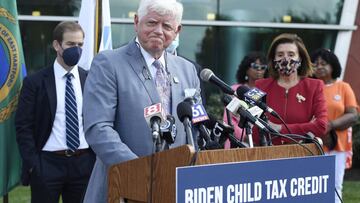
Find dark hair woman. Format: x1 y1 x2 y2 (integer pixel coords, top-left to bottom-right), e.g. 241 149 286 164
223 52 267 148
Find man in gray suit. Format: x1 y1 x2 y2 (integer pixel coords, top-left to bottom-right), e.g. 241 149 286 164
82 0 200 202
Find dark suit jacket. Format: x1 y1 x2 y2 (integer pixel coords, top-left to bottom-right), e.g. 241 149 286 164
15 65 87 185
179 55 206 104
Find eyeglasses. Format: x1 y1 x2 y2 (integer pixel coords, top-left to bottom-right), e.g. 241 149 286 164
313 61 328 68
250 63 267 70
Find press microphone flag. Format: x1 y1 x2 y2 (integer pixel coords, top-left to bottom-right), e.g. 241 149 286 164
144 103 166 141
191 104 209 124
203 115 247 148
187 102 221 150
236 86 280 119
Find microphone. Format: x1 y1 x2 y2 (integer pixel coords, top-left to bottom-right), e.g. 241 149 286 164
196 123 221 150
303 132 323 146
177 101 195 147
204 118 232 146
236 86 280 119
189 102 221 150
144 103 166 142
200 68 235 95
223 95 277 134
184 88 202 105
191 103 210 124
204 115 247 148
160 115 177 145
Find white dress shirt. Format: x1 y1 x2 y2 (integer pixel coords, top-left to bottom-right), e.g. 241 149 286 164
42 60 89 151
135 38 166 79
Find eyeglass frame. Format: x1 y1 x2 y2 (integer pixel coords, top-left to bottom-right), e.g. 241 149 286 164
313 60 329 68
250 62 268 70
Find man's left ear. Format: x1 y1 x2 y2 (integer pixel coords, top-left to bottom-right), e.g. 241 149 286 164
134 14 139 32
175 24 182 34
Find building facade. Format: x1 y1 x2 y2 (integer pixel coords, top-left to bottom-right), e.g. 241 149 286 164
16 0 360 103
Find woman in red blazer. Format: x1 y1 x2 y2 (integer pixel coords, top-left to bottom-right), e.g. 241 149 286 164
255 33 328 145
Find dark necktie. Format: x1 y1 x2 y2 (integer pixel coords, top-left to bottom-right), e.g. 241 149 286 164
65 73 80 152
153 60 171 114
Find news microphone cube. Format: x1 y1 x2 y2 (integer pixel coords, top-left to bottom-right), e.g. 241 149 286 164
191 104 209 124
144 103 166 127
244 88 267 105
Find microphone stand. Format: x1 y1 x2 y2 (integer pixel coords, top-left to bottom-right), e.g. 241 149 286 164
238 116 254 148
153 132 163 152
259 114 271 146
225 108 248 148
183 117 195 147
227 133 248 148
151 121 162 152
226 109 233 127
244 122 254 148
225 108 235 148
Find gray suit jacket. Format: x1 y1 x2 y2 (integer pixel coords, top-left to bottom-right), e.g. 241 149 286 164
83 40 200 203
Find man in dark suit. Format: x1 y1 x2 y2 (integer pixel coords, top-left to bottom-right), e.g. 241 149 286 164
15 21 95 203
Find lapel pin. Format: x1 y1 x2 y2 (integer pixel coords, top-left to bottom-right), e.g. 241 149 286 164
296 93 306 103
334 94 341 101
173 76 179 84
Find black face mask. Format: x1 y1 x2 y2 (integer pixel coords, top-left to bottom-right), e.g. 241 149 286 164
61 46 82 66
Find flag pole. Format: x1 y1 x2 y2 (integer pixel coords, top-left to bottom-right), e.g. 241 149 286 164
3 193 8 203
94 0 101 54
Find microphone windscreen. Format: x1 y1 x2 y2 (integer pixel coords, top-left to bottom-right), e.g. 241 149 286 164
177 102 193 122
236 85 251 100
199 68 213 82
222 95 232 105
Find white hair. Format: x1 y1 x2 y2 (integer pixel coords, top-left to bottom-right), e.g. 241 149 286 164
137 0 183 25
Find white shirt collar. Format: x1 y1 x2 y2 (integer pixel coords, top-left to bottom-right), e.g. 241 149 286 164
53 60 79 80
135 37 166 69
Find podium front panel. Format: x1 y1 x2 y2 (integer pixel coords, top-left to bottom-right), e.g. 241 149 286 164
176 155 335 203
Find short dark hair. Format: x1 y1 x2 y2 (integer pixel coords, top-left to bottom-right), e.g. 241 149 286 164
236 51 267 83
53 21 84 42
310 48 342 79
267 33 313 79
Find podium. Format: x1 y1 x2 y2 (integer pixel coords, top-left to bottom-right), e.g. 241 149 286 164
108 144 322 203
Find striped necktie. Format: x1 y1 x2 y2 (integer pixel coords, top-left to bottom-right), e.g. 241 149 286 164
153 60 171 114
65 73 80 152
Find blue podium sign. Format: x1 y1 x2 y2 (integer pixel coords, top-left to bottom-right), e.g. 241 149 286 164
176 155 335 203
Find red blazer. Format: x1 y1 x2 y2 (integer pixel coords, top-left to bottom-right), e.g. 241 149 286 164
255 77 327 144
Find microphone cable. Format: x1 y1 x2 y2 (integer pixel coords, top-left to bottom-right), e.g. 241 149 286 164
269 131 342 202
268 132 319 156
274 115 292 134
279 133 325 155
280 133 343 203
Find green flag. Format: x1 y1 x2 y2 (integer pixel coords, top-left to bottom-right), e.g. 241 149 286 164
0 1 26 196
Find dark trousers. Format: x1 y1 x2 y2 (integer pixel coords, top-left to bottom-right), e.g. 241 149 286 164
30 150 95 203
